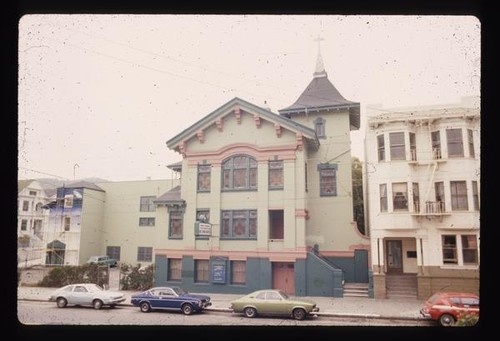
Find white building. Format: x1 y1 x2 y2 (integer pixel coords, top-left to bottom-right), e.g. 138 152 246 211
364 98 480 299
17 180 52 266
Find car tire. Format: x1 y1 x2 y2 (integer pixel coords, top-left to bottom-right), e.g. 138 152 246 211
93 299 104 310
243 307 257 318
56 297 67 308
292 308 306 321
439 313 455 326
181 303 194 315
140 302 151 313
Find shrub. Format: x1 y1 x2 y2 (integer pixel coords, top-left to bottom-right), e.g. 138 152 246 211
38 264 109 288
454 311 479 327
120 263 154 291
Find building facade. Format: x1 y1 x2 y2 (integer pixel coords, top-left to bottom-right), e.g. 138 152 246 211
364 101 480 299
154 53 370 297
17 180 51 266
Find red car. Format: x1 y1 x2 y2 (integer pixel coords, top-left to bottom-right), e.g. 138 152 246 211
420 292 479 326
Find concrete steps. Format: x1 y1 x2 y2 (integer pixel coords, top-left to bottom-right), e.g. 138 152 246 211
343 282 369 298
386 274 417 299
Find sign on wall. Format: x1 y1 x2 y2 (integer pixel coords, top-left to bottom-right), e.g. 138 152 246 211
211 259 227 283
198 223 212 236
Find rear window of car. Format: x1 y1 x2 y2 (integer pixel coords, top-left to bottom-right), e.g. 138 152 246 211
461 297 479 306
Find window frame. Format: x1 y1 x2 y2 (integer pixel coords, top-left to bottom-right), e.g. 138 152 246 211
168 258 182 281
222 155 258 191
318 163 338 197
314 117 326 139
450 181 468 211
194 259 209 283
431 130 442 159
446 128 464 158
379 184 388 213
106 246 121 261
168 209 184 239
220 210 257 240
230 260 246 285
268 160 284 190
392 182 408 211
377 134 385 162
468 129 475 158
389 132 406 160
461 235 478 265
140 196 156 212
197 164 211 192
139 217 156 227
472 181 480 211
442 235 458 264
137 246 153 262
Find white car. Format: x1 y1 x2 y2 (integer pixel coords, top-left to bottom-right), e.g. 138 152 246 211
48 283 126 309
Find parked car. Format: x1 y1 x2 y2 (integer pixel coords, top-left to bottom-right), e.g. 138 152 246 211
420 292 479 326
86 255 118 267
130 286 212 315
229 289 319 320
48 283 126 309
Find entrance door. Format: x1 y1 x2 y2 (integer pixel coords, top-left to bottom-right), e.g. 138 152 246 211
386 240 403 273
272 262 295 295
354 249 369 282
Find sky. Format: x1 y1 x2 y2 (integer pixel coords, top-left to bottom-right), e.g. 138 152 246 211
17 14 481 182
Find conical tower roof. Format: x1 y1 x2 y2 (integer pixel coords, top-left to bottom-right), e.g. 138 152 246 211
279 39 360 130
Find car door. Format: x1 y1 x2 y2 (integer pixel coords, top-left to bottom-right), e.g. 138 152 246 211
262 291 285 315
71 285 90 305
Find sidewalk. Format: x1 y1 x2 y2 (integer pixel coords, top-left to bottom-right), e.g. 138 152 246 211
17 286 426 320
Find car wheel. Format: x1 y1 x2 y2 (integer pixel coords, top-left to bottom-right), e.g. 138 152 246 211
439 313 455 326
56 297 67 308
93 299 104 310
140 302 151 313
292 308 307 320
243 307 257 318
181 303 194 315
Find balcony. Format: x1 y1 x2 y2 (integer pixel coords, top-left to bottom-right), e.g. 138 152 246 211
411 201 451 219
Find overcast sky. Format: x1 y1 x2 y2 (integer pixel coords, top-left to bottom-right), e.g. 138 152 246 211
18 14 480 182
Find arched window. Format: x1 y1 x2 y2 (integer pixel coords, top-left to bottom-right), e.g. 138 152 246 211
222 155 257 190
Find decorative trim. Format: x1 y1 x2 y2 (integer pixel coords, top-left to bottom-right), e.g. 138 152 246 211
179 141 187 157
254 114 261 128
196 130 204 143
215 118 223 132
234 105 241 124
186 143 297 166
296 132 303 151
274 123 281 137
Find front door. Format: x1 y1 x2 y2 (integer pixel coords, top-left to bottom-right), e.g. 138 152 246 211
272 262 295 295
386 240 403 273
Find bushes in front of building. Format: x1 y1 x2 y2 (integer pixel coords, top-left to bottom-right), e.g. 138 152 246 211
38 263 108 288
119 263 154 291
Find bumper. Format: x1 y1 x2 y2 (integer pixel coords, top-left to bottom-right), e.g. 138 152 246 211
311 307 320 313
420 309 431 319
106 297 126 305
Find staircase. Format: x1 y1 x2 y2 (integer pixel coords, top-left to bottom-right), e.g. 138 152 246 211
343 282 369 298
386 274 418 299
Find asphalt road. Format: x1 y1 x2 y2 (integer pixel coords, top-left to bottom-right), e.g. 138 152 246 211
17 300 435 327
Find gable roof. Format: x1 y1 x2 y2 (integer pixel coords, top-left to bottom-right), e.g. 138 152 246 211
166 97 319 152
18 179 34 193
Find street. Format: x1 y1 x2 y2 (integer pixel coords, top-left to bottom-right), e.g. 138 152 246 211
17 301 434 327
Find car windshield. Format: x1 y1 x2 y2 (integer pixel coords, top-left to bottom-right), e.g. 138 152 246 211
172 287 187 295
278 291 290 299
